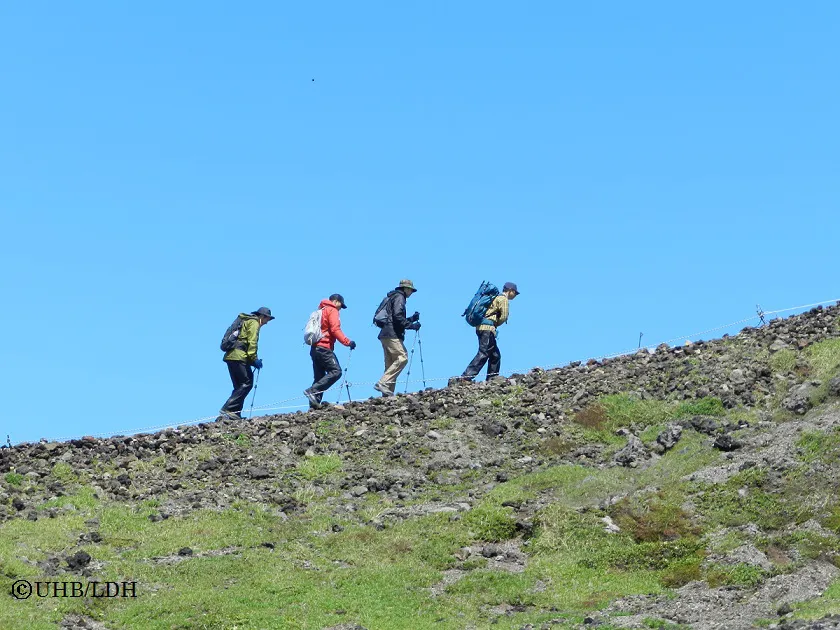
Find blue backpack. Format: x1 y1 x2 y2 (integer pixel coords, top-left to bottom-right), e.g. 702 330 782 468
462 281 500 327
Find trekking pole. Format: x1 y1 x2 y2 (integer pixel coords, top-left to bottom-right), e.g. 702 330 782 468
248 368 260 418
417 330 427 389
337 349 353 404
404 331 419 393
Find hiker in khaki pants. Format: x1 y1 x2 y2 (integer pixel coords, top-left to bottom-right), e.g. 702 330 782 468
373 280 421 396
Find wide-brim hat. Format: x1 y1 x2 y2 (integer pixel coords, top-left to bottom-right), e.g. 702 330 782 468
503 282 520 295
397 279 417 292
251 307 275 320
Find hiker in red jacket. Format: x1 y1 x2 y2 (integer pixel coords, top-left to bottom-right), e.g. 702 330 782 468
304 294 356 409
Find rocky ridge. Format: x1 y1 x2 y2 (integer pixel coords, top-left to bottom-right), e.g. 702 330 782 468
2 303 840 629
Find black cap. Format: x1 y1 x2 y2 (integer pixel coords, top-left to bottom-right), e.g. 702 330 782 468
251 307 275 320
503 282 520 295
329 294 347 309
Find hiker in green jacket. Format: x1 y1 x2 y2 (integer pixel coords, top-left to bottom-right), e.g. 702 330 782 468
219 307 274 419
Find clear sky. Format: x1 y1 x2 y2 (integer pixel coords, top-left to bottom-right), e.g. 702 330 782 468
2 2 838 444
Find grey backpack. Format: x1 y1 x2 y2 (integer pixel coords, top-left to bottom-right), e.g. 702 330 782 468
220 316 244 352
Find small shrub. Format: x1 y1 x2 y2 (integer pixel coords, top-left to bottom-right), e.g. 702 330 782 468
539 436 577 456
770 349 798 374
610 494 700 543
705 563 766 588
463 503 517 542
4 472 23 486
573 403 608 430
661 559 703 587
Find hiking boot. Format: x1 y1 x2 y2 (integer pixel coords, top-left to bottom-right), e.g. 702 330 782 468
217 410 241 421
303 389 321 409
448 376 473 386
373 382 394 397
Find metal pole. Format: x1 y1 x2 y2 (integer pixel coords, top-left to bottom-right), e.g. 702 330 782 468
248 367 260 418
404 331 419 393
337 349 353 404
417 330 427 389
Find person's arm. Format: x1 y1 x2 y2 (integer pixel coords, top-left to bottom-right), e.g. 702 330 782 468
240 319 259 363
391 293 414 329
485 295 509 326
329 309 351 346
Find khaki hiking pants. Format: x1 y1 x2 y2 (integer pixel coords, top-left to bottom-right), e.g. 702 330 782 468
378 338 408 393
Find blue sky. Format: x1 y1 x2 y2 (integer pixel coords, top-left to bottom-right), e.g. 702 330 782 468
2 2 838 444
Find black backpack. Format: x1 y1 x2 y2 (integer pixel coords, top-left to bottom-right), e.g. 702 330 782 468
220 316 244 352
372 294 393 328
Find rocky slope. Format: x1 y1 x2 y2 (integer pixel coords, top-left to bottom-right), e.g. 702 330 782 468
2 304 840 629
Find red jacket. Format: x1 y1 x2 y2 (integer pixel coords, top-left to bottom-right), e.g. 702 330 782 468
315 300 351 350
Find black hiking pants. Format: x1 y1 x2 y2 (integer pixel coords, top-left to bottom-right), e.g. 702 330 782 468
309 346 342 403
462 330 501 380
221 360 254 414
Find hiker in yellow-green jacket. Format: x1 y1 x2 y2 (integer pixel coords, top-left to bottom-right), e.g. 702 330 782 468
219 307 274 419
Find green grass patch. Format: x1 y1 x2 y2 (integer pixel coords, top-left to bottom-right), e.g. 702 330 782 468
572 394 725 446
222 432 252 448
674 397 726 417
4 472 23 486
771 349 798 373
796 428 840 466
296 454 343 480
51 461 77 483
40 486 99 511
692 468 803 531
462 503 517 542
794 577 840 620
805 338 840 380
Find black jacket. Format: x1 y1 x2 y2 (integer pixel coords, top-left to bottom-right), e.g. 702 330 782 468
377 289 414 341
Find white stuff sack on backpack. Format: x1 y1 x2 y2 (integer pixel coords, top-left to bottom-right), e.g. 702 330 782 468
303 308 325 345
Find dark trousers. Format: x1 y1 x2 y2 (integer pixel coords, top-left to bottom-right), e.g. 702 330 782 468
221 361 254 413
462 330 501 380
310 346 342 403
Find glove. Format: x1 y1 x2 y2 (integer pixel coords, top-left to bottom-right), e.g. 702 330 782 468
410 322 421 331
349 340 357 350
411 311 420 322
253 358 263 370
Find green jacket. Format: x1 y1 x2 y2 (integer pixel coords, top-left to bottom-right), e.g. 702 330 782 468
223 314 261 364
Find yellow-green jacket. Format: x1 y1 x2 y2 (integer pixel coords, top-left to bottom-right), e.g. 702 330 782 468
223 314 261 364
